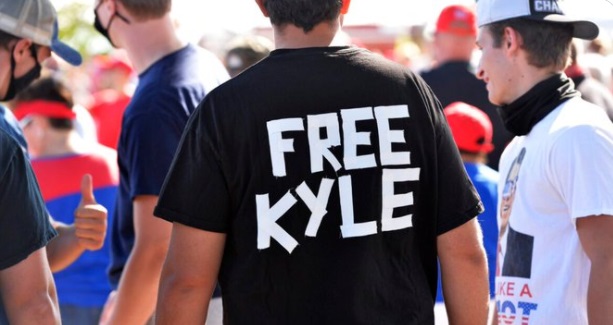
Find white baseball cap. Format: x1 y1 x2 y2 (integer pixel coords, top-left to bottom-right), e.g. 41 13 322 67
0 0 82 66
477 0 599 40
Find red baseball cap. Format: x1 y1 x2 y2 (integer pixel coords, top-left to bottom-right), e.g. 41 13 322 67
435 4 477 37
341 0 351 14
444 102 494 154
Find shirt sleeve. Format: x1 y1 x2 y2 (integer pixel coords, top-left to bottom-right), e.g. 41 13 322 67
549 124 613 220
154 99 231 232
414 75 484 235
0 141 57 270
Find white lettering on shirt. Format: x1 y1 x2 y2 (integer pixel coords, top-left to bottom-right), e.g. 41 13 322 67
259 105 419 253
267 118 304 177
375 105 411 166
307 113 342 174
295 178 335 237
256 192 299 253
381 168 420 231
342 107 377 170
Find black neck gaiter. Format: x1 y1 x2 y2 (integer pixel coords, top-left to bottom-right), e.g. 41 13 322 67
498 74 579 136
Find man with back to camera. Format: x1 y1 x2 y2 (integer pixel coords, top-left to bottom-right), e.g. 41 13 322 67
154 0 490 324
92 0 230 324
0 0 108 324
420 4 513 171
475 0 613 323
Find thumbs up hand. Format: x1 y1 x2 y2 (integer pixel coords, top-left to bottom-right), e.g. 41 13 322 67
74 174 108 251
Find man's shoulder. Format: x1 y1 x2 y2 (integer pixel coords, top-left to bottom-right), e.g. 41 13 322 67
551 98 613 131
0 129 19 160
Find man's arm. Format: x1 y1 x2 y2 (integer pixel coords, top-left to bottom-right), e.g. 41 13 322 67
438 218 490 325
156 223 226 325
576 215 613 325
0 248 60 325
46 174 107 272
104 195 170 325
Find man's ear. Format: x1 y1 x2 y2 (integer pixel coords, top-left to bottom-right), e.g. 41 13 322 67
11 39 34 64
503 27 522 55
255 0 269 17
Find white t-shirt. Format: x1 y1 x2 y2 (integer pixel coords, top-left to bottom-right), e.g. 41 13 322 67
495 97 613 324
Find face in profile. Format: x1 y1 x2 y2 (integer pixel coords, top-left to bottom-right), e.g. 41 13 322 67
476 27 515 106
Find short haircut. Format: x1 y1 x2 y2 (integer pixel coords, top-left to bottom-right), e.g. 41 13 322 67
0 30 19 50
263 0 342 33
14 77 74 130
486 18 573 71
118 0 171 20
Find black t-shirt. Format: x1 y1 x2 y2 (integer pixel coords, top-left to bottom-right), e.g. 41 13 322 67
420 61 513 170
0 129 57 323
155 47 482 324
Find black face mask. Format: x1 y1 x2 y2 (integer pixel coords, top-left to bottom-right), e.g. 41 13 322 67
2 45 41 101
93 2 130 47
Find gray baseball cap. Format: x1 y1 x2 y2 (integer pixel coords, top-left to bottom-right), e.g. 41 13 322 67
0 0 82 65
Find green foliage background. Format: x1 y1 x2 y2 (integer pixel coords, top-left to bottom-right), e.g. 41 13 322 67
56 2 111 61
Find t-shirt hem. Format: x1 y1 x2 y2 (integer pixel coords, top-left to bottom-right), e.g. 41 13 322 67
437 201 484 236
154 205 227 233
0 230 57 270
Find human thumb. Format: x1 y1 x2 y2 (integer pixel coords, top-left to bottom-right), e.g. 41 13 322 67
80 174 97 205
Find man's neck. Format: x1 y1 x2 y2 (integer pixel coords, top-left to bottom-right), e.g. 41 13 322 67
35 131 86 158
273 20 341 49
121 15 186 74
460 152 487 165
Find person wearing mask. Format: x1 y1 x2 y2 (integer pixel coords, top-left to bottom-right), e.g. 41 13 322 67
0 0 107 324
93 0 229 324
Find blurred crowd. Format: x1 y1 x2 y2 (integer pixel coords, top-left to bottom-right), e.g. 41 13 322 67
2 0 612 325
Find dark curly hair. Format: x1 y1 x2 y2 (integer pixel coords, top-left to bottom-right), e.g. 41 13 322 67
263 0 343 33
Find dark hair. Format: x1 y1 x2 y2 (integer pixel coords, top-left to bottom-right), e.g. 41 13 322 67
486 18 573 70
263 0 343 33
0 30 19 50
14 77 74 130
118 0 171 20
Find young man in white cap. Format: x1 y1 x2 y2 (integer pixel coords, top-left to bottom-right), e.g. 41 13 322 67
0 0 107 324
475 0 613 323
154 0 490 324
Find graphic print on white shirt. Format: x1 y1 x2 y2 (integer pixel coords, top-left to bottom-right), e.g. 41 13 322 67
496 147 539 325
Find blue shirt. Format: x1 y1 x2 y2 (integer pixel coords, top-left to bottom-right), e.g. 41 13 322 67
436 161 499 301
108 44 228 287
0 104 27 149
33 149 118 307
0 128 57 323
